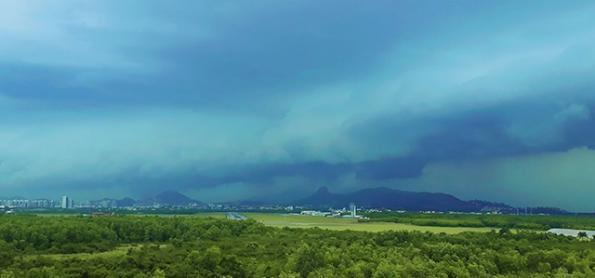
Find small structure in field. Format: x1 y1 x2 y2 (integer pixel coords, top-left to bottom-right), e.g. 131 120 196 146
300 210 331 217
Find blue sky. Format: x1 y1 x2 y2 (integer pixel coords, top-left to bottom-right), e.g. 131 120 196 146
1 0 595 211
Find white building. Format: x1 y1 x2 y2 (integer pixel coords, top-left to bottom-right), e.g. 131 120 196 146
343 203 363 218
61 195 70 209
300 210 331 217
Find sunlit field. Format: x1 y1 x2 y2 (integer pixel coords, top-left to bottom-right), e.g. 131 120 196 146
36 211 496 233
242 213 494 233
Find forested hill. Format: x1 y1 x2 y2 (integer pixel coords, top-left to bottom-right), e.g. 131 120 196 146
297 186 517 212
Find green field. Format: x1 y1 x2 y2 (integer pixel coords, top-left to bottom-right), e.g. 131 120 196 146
137 212 227 219
243 213 494 233
365 211 595 230
34 211 499 233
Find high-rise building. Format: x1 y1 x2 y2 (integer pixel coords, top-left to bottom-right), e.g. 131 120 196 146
61 195 69 209
349 203 356 217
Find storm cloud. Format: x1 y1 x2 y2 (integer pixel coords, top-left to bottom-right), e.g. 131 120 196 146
1 0 595 211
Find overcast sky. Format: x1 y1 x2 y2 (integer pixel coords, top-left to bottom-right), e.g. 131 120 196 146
1 0 595 211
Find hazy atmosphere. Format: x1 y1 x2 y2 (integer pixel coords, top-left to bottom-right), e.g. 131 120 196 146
2 0 595 211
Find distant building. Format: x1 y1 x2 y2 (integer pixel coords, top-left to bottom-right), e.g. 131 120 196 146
61 195 70 209
342 203 363 218
350 203 357 218
0 198 57 209
300 210 331 217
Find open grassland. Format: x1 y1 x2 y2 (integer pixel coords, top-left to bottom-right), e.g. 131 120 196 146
191 212 226 218
243 213 494 233
136 212 227 218
365 212 595 230
34 211 495 233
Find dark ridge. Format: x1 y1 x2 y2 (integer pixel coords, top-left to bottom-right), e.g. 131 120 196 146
297 186 515 212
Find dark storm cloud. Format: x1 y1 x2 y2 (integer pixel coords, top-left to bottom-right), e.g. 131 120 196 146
0 1 409 108
2 0 595 210
158 2 403 101
348 94 595 175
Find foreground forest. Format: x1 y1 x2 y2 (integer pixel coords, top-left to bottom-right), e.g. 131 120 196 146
0 215 593 277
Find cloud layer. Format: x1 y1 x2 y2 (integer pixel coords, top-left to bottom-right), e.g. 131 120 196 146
1 0 595 210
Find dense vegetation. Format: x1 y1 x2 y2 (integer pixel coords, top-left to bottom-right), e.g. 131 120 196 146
363 212 595 230
0 215 593 277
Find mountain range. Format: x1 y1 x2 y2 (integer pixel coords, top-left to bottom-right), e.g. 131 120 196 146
95 190 204 207
86 187 568 214
296 186 516 212
297 187 573 214
150 190 204 206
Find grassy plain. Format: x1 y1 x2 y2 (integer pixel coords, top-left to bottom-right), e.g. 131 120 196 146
243 212 494 233
365 212 595 230
33 211 496 233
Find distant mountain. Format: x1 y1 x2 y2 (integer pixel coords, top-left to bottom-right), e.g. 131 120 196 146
116 197 137 207
297 187 513 212
89 191 203 207
220 200 267 207
150 190 204 206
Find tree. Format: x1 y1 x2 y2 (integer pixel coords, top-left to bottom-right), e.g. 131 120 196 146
289 243 325 277
498 227 511 236
373 260 401 278
577 232 587 238
200 246 222 270
0 270 16 278
151 268 166 278
278 272 300 278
